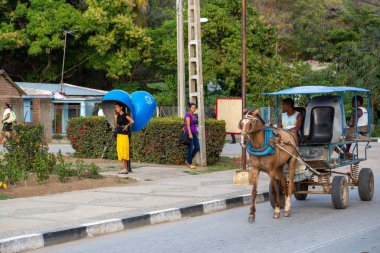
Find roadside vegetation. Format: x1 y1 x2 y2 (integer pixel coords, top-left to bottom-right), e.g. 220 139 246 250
0 0 378 110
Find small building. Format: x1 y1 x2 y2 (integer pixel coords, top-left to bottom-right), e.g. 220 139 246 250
0 70 108 141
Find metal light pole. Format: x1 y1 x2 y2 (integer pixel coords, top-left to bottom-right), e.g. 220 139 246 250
60 32 68 85
233 0 250 185
241 0 247 171
60 30 76 92
176 0 185 118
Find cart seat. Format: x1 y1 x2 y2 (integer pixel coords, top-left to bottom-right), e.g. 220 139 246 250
303 106 334 144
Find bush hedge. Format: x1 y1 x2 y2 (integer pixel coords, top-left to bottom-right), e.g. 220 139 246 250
67 117 116 159
67 117 226 165
0 124 56 183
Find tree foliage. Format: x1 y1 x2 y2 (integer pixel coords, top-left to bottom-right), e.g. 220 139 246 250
0 0 378 110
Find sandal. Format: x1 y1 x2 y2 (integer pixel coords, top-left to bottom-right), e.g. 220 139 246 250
118 170 128 174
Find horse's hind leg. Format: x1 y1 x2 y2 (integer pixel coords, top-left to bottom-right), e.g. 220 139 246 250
248 168 260 222
270 171 281 219
285 158 296 217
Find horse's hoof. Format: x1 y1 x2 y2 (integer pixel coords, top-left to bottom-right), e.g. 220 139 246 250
284 211 291 217
273 212 280 219
248 214 255 223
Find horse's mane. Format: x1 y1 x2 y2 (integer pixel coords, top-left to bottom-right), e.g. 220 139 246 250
245 109 265 125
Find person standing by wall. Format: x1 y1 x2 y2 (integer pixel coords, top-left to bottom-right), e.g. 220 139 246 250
0 103 16 144
114 102 134 175
184 103 200 169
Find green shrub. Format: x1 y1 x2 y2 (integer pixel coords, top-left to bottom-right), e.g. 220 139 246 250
371 124 380 137
67 117 116 159
0 124 56 184
87 163 101 179
54 151 74 183
67 117 226 165
75 159 85 180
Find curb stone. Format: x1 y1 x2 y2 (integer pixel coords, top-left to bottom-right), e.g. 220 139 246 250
0 192 269 253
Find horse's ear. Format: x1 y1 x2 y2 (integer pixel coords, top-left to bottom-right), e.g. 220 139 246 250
252 109 260 116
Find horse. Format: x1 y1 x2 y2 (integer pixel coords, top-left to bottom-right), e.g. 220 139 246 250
238 109 299 222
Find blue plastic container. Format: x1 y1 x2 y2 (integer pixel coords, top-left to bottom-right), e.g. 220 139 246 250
130 91 157 132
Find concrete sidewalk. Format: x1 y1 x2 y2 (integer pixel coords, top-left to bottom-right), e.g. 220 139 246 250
0 164 269 252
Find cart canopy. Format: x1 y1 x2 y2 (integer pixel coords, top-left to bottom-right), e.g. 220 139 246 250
264 86 369 95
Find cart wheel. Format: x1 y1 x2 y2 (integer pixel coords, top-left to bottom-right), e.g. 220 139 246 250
294 181 308 200
331 176 349 209
358 168 374 201
269 180 285 209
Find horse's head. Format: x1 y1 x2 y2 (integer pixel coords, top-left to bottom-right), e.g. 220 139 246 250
238 109 265 146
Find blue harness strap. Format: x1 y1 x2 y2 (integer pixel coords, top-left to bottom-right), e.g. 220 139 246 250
247 127 276 157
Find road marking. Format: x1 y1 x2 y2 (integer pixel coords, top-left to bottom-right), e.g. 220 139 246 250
294 223 380 253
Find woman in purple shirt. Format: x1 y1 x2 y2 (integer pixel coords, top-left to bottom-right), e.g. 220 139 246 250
184 103 200 169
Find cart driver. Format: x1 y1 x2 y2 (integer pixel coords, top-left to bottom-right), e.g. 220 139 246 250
344 95 368 156
277 98 304 142
346 95 368 136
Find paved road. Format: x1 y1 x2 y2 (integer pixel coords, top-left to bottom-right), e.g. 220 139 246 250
29 185 380 253
30 164 380 253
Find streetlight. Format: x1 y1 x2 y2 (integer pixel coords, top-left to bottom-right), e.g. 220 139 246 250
241 0 247 172
60 29 76 91
233 0 250 185
177 0 185 118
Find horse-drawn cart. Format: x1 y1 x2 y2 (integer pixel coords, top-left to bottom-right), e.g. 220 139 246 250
239 86 376 222
264 86 375 210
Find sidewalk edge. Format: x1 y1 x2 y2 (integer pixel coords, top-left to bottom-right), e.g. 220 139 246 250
0 192 269 253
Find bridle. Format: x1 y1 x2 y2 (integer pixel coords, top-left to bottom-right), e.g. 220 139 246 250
239 112 264 143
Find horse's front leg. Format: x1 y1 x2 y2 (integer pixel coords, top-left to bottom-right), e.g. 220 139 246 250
285 158 296 217
269 171 281 219
248 167 260 222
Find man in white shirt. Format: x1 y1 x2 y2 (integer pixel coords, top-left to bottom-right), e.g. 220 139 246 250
0 103 15 144
344 95 368 156
97 108 105 117
348 95 368 130
277 98 304 142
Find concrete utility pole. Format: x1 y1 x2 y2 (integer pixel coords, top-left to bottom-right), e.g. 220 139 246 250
176 0 186 118
188 0 207 166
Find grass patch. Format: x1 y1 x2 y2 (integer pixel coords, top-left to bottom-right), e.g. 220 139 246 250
0 193 9 200
184 156 239 175
117 177 137 184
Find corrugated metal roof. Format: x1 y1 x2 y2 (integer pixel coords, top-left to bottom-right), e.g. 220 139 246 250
20 86 53 96
16 82 108 96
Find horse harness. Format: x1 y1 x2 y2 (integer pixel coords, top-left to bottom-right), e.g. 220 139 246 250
241 113 299 157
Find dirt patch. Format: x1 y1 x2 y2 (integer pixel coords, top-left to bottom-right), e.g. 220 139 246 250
3 174 137 199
